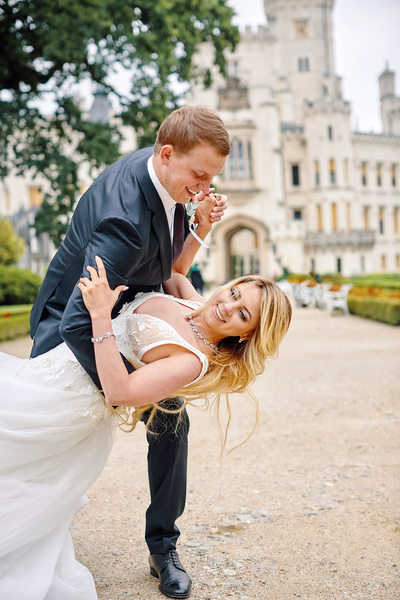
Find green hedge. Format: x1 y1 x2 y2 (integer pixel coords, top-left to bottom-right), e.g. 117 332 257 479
348 296 400 326
351 274 400 290
0 266 42 305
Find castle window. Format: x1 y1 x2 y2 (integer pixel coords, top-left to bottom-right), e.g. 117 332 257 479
363 206 370 230
336 257 342 273
293 209 302 221
298 57 310 72
392 164 397 187
29 186 43 207
317 204 323 232
295 20 309 38
381 254 386 270
229 137 253 181
328 125 333 140
247 141 253 179
346 202 351 232
329 158 336 184
291 164 300 186
237 141 244 178
394 207 399 235
376 163 382 187
314 160 320 186
331 202 337 231
361 162 367 186
379 207 385 234
396 254 400 269
344 159 349 184
4 187 11 212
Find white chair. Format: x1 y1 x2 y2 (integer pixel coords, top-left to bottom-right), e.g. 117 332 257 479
292 281 315 307
314 283 331 310
324 284 353 315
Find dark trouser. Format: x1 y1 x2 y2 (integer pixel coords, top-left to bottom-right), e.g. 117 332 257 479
142 399 190 555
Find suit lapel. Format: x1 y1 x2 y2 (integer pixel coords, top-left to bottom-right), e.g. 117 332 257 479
136 150 172 281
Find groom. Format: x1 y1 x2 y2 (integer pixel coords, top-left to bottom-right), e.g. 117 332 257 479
30 106 230 598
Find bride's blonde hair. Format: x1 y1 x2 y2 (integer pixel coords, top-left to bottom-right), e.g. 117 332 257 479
115 275 292 451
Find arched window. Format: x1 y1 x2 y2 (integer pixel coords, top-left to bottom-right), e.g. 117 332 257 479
329 159 336 184
237 141 244 179
247 141 253 179
314 160 320 186
331 202 337 231
228 137 254 181
298 57 310 72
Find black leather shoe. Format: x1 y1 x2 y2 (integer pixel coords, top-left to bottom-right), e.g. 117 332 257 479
149 550 192 598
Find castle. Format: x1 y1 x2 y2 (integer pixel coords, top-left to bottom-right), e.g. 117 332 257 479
1 0 400 282
190 0 400 282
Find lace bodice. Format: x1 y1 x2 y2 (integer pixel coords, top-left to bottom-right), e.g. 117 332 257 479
112 292 209 385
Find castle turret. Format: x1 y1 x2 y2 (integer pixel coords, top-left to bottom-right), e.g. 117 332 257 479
263 0 338 123
379 64 400 135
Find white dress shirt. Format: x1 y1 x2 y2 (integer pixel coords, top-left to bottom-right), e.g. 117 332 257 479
147 155 177 244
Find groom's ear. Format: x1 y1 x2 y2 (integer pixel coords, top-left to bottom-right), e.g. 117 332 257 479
159 145 174 165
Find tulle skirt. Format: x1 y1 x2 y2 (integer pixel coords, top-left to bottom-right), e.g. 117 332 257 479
0 345 117 599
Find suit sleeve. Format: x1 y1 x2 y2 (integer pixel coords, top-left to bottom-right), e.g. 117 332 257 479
60 216 143 388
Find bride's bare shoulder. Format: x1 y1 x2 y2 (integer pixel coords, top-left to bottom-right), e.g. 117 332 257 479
133 294 179 314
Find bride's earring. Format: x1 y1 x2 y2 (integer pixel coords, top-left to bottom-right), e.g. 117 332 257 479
238 337 245 343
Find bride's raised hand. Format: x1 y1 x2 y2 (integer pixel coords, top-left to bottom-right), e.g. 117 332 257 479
77 256 128 318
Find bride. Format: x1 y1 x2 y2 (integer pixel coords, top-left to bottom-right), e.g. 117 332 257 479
0 257 292 599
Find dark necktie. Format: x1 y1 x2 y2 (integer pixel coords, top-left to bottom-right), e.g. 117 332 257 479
173 203 185 260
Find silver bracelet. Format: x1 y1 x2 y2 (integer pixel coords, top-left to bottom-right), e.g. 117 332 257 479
91 332 115 343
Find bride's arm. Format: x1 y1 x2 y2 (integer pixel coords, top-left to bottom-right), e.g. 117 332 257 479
162 271 204 302
96 347 200 407
78 257 202 406
172 193 225 277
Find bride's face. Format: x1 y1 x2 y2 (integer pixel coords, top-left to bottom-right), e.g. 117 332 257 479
203 283 262 342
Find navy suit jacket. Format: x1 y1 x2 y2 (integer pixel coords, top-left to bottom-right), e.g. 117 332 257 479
30 146 184 388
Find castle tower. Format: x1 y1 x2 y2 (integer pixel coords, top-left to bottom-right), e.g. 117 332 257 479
379 64 400 135
264 0 339 122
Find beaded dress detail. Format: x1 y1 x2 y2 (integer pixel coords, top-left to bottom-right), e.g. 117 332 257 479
112 293 208 382
0 293 207 599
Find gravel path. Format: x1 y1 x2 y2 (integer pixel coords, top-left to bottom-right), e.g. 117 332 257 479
2 307 399 599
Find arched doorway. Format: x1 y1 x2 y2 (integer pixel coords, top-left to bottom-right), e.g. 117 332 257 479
209 215 271 284
227 227 259 279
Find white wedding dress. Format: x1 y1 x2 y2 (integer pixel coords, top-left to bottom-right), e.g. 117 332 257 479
0 293 207 600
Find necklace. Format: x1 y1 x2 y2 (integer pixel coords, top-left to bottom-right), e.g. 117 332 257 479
187 314 218 351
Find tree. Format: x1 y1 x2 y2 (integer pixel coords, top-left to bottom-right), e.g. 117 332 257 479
0 217 26 265
0 0 239 246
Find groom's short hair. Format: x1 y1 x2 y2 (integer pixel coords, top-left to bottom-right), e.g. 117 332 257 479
155 106 230 156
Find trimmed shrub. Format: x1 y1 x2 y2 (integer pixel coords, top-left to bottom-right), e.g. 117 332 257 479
287 273 312 283
351 274 400 290
348 296 400 326
0 266 42 305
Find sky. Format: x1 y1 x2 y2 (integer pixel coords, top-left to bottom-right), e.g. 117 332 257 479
228 0 400 133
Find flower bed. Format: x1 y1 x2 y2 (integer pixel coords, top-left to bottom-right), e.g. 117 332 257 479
285 272 400 325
